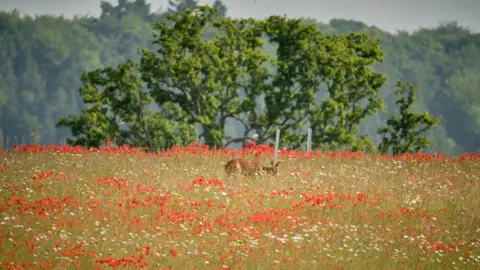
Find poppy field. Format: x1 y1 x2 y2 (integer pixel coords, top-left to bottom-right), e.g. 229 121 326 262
1 143 479 269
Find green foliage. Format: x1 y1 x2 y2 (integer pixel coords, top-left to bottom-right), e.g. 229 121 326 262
241 16 387 151
137 8 388 150
140 6 270 145
377 81 441 155
56 61 196 148
308 33 387 151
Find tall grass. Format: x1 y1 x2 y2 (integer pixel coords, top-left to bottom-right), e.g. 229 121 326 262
0 143 479 269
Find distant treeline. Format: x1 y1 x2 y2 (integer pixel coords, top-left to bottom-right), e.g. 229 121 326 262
0 0 479 155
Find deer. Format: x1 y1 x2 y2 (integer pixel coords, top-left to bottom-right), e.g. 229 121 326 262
224 158 280 178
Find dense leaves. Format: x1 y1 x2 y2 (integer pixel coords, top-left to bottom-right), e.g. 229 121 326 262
56 61 196 148
66 6 390 151
377 81 441 155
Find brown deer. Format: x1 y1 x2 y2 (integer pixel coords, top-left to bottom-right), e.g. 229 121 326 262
224 158 280 178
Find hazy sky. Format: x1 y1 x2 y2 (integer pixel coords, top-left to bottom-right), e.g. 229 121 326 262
1 0 479 33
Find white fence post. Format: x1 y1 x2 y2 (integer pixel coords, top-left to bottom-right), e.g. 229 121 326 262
307 128 312 153
274 129 280 164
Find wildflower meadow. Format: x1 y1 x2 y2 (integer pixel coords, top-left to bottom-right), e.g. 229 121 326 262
0 142 479 269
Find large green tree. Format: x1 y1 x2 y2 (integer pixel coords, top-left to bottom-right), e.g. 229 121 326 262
126 7 387 149
234 16 387 150
55 6 439 153
56 60 196 148
140 6 270 146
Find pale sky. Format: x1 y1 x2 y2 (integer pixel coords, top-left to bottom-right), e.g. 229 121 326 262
0 0 479 33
